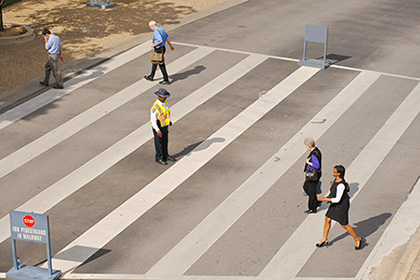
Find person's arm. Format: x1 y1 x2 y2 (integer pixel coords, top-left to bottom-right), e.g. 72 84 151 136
59 46 63 61
318 183 345 203
150 108 162 137
166 39 174 51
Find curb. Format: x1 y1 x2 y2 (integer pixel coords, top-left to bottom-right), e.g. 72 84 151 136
0 0 248 113
0 24 36 45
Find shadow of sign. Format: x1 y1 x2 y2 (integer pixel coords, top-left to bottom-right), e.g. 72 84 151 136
53 246 111 273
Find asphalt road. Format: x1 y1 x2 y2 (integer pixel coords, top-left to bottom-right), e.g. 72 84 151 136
0 0 420 279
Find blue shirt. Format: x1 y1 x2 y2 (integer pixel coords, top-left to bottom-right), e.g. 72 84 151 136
152 27 169 48
46 34 62 55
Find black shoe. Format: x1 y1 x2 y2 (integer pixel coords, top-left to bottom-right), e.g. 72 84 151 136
159 80 171 85
144 75 154 81
167 156 176 162
316 240 329 248
39 81 49 86
355 238 363 250
53 85 64 89
156 159 167 165
317 201 322 208
304 209 317 214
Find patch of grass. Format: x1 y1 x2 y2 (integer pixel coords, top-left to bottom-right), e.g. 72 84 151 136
3 0 22 8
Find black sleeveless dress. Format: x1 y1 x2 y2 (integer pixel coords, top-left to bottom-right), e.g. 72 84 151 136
326 181 350 226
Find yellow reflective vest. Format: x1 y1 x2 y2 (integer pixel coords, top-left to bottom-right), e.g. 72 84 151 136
150 100 171 127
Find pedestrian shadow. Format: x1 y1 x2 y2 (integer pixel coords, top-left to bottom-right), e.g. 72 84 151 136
329 212 392 248
169 65 206 83
172 137 225 158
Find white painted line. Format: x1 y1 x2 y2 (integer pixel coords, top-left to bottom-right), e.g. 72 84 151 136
0 47 214 180
49 65 318 276
259 80 420 279
0 54 266 247
0 41 151 130
63 274 258 280
144 71 379 278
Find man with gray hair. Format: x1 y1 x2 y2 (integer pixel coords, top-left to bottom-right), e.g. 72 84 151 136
144 20 174 85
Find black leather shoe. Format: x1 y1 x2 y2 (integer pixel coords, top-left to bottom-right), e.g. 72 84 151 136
39 81 49 86
167 156 176 162
144 75 153 81
159 80 171 85
156 159 167 165
316 240 329 248
304 209 317 214
53 85 64 89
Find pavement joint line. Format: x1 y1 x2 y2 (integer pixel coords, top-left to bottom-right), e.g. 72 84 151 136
144 71 377 278
356 179 420 279
0 46 216 243
0 46 214 181
173 42 420 82
259 76 420 280
0 41 151 131
44 65 317 276
62 274 259 280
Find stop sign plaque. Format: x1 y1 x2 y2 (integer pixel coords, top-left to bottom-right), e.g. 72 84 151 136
22 215 35 227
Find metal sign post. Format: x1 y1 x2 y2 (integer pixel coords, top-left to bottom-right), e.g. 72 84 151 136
6 211 61 280
298 24 330 69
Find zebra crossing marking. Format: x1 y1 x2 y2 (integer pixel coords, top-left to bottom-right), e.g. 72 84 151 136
144 71 380 278
0 41 151 131
0 54 267 244
259 80 420 280
46 66 319 275
0 47 214 180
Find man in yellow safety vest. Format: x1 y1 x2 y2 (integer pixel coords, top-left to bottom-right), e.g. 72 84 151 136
150 88 176 165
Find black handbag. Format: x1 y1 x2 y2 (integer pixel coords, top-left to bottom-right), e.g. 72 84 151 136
305 168 318 181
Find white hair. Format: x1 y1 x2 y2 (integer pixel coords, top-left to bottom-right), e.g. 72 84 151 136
149 20 157 26
304 137 315 148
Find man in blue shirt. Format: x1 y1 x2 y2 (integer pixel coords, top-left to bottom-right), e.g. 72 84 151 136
39 28 64 89
144 21 175 85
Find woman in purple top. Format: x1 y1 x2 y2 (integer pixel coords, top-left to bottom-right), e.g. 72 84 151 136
303 137 322 214
316 165 362 250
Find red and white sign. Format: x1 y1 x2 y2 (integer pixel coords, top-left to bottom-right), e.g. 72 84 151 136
22 215 35 227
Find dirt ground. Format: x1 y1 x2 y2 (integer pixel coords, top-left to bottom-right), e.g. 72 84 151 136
0 0 227 94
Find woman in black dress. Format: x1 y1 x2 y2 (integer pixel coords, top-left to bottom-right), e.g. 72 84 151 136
316 165 362 250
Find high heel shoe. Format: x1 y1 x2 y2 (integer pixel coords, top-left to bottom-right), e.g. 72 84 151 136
355 237 363 250
316 240 329 248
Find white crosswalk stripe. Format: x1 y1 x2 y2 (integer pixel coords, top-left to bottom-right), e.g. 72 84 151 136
144 71 379 278
0 41 151 131
1 43 419 280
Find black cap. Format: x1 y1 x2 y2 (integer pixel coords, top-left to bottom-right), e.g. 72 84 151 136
155 88 170 98
41 28 51 36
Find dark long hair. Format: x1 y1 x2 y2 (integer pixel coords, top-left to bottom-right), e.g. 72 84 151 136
334 165 350 192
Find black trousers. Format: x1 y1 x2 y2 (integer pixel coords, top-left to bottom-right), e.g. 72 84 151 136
150 46 169 82
303 172 322 211
153 125 169 161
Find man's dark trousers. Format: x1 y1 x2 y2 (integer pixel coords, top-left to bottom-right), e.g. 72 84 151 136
153 124 169 161
150 46 169 82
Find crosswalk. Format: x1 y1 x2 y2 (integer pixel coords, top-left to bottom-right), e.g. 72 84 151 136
0 42 419 280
